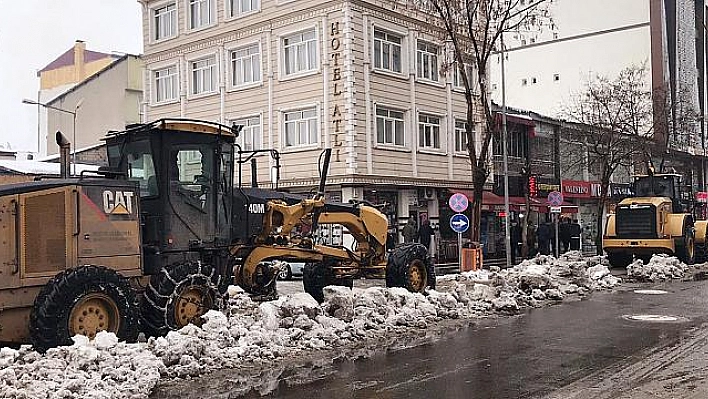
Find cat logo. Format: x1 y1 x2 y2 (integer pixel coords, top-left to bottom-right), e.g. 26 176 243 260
103 190 135 215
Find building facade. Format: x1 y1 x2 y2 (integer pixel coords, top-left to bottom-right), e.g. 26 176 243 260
37 41 120 157
138 0 485 251
44 54 144 156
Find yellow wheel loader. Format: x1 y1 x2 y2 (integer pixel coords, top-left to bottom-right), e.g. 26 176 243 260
603 172 708 267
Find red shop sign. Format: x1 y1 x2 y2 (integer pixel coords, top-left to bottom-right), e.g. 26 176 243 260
562 180 592 198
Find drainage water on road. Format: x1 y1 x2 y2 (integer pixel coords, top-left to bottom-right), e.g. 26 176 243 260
633 289 669 295
622 314 685 322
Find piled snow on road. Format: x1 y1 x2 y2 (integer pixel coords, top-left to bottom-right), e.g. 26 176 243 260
1 252 620 399
626 254 694 281
0 332 162 399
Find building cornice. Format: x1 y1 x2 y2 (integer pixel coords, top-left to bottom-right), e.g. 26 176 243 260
276 173 475 189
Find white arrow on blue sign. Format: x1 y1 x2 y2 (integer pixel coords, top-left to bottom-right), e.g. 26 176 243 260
450 213 470 234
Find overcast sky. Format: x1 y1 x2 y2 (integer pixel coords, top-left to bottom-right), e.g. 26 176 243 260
0 0 143 153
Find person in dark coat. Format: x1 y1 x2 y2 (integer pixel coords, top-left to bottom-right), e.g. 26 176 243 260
402 218 417 243
418 220 435 251
569 219 582 251
386 231 396 251
536 222 551 255
510 221 522 264
559 217 571 253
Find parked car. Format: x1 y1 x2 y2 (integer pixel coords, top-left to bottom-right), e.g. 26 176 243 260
274 260 305 280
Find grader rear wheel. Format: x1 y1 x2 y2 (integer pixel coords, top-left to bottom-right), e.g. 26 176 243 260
30 265 139 352
174 286 214 328
141 262 226 337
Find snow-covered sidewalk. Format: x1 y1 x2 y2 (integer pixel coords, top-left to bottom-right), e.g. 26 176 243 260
0 252 696 399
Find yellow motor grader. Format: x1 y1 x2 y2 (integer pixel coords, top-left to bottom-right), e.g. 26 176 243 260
0 119 433 350
603 171 708 267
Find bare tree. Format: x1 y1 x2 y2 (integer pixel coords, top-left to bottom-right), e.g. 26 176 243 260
405 0 551 241
560 64 700 254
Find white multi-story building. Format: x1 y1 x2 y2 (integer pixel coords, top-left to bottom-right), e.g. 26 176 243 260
492 0 705 151
138 0 485 251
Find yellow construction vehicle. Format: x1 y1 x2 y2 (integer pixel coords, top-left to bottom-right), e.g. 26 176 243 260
0 119 433 350
603 171 708 267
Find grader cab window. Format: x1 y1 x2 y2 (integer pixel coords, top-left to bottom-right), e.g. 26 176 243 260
172 146 213 210
126 141 157 197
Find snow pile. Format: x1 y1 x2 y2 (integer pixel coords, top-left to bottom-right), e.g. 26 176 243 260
0 332 162 399
1 252 623 399
626 254 692 281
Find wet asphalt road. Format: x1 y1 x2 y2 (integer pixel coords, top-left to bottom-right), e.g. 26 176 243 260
240 277 708 399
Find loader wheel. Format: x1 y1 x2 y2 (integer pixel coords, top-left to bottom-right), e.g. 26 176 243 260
696 242 708 264
141 262 225 337
386 243 436 292
29 265 139 353
676 227 696 265
607 252 633 268
303 262 352 303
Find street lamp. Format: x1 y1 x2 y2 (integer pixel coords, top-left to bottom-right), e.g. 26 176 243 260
22 98 83 175
500 35 512 268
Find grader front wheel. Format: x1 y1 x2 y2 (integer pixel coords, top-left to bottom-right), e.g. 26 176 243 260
386 243 436 292
303 262 353 303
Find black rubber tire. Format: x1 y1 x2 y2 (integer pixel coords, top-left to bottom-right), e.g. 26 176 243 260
141 262 226 337
29 265 139 353
386 243 436 292
695 242 707 264
607 252 633 268
676 226 696 265
303 262 352 303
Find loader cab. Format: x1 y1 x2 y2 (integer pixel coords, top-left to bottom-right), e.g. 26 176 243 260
633 173 685 213
106 120 236 274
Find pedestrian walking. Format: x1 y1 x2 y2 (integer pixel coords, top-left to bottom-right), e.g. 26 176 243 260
511 221 522 264
559 217 571 253
418 220 434 251
527 224 537 256
402 218 417 243
537 222 551 255
569 219 582 251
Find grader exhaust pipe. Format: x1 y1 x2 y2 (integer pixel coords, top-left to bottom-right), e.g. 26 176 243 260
56 131 71 178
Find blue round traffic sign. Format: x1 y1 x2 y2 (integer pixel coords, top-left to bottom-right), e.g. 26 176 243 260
450 213 470 234
547 191 563 207
449 193 469 213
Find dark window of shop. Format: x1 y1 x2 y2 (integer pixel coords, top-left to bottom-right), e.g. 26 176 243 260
494 125 527 158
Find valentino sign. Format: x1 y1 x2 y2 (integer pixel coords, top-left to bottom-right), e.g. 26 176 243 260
561 180 601 198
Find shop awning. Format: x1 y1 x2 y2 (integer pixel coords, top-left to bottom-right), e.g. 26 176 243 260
449 190 521 212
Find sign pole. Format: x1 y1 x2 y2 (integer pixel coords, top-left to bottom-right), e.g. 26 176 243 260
554 213 559 258
449 193 471 271
458 232 463 272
